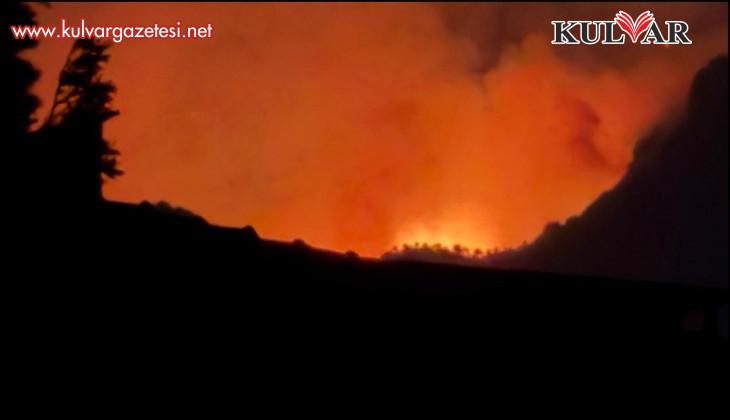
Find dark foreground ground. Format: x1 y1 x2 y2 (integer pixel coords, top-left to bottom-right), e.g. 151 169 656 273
5 201 724 420
12 200 726 338
5 200 727 399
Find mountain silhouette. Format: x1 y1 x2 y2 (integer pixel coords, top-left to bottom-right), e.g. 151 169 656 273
4 2 726 354
6 3 729 398
9 56 727 347
488 56 728 289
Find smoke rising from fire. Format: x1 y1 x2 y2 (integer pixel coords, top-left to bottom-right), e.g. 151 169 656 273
25 2 728 256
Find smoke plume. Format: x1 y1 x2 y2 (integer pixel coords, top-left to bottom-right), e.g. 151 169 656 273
24 2 728 256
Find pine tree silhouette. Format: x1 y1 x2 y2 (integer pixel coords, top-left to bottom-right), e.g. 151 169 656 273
38 38 123 204
2 2 40 142
4 3 40 209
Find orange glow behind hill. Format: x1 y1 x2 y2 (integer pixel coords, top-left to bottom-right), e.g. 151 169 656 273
24 2 728 257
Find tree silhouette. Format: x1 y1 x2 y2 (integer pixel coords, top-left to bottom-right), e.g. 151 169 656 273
36 38 122 204
50 39 123 176
4 2 126 251
2 2 40 142
4 3 41 211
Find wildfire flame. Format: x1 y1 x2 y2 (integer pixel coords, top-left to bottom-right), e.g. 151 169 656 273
24 3 728 258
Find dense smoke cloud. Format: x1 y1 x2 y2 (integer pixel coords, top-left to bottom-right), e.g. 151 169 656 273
24 2 728 256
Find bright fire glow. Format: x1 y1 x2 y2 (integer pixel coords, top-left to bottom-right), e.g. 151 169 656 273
24 3 729 257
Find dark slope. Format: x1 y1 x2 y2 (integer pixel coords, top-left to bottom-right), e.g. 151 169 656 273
10 60 729 347
489 56 728 288
12 198 727 348
6 60 727 372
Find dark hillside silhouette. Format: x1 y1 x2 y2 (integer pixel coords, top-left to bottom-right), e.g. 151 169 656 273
4 2 727 368
487 56 728 289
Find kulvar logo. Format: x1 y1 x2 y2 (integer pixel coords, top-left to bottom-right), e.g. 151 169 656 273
552 10 692 45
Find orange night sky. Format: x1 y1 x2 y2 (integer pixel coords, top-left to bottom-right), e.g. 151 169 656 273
23 2 728 256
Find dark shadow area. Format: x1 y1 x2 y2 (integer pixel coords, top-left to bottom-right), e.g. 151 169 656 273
4 3 727 379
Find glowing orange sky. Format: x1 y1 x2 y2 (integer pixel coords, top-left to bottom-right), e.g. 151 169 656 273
24 2 728 256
